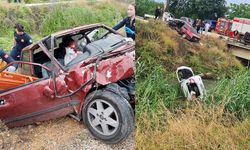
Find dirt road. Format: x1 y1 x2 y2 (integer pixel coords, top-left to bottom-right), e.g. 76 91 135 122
25 0 77 7
0 117 134 150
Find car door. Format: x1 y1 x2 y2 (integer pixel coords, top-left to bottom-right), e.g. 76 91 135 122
0 46 77 128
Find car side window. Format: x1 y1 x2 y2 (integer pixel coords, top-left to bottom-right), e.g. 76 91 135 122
183 24 188 30
20 50 32 75
18 45 52 79
32 46 52 78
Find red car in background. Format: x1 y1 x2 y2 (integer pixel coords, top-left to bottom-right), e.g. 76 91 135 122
0 24 135 144
169 19 200 42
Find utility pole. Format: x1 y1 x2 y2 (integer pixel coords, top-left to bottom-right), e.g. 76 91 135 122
164 0 169 12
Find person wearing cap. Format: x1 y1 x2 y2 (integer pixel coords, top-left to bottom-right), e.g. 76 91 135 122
10 23 33 61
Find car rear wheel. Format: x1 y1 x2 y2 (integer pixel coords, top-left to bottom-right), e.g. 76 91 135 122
82 86 134 144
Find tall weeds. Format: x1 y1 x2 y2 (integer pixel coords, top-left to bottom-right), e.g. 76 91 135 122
0 1 126 50
0 1 126 35
136 20 244 79
136 105 250 150
136 20 250 149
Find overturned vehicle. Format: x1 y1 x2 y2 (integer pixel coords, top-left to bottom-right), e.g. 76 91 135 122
168 19 200 42
0 24 135 144
176 66 206 101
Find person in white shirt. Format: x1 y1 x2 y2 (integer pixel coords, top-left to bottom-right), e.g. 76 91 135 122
205 22 210 35
62 36 81 65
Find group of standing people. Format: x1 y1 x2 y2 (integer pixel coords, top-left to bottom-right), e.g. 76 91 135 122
193 19 211 35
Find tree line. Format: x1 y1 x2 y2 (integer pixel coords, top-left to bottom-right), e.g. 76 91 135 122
136 0 250 20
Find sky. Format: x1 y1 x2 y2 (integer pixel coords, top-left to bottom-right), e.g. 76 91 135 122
155 0 249 5
226 0 249 5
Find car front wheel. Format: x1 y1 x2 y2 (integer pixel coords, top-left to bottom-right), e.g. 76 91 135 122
82 86 134 144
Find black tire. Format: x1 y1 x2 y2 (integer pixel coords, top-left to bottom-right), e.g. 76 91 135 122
82 86 134 144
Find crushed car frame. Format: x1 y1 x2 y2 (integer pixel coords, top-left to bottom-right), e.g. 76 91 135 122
0 24 135 144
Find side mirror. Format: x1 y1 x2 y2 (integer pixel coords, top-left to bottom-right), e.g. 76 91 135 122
55 77 68 95
43 77 68 99
51 72 68 97
43 86 55 99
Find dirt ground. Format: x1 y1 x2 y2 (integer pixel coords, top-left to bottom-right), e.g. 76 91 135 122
0 117 134 150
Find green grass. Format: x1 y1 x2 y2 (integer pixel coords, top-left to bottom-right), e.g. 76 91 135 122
7 0 71 3
205 71 250 120
0 36 13 51
0 1 125 33
40 4 123 35
136 20 249 119
0 34 41 51
136 20 244 80
136 18 250 150
136 58 178 117
136 105 250 150
0 1 126 49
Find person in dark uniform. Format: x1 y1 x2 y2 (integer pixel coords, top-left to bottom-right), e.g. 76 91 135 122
155 6 161 20
10 23 32 61
0 24 32 72
0 48 14 64
113 3 135 40
0 48 16 72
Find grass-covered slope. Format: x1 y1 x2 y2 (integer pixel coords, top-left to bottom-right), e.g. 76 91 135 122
136 20 250 149
136 20 244 79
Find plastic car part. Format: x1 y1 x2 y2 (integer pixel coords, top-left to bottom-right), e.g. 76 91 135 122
0 60 6 69
0 71 38 90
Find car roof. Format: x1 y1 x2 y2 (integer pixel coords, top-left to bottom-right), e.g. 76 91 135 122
51 23 103 37
173 19 190 25
23 23 105 51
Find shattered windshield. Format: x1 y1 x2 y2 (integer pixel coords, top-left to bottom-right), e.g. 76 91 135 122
66 33 125 67
40 26 126 69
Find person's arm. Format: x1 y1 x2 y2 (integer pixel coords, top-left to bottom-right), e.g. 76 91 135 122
13 32 16 46
113 18 127 31
26 34 33 45
13 37 16 46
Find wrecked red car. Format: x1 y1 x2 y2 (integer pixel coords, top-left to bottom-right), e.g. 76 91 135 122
168 19 200 42
0 24 135 144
